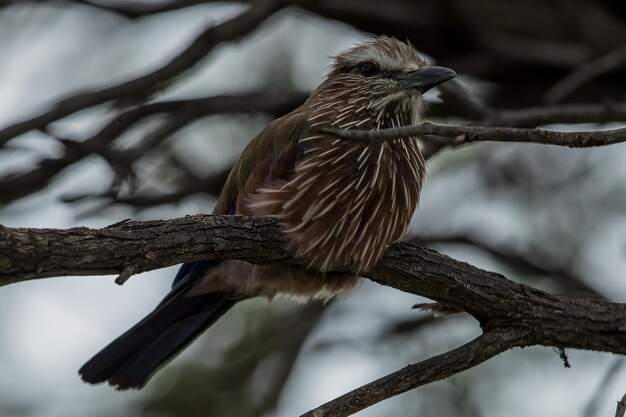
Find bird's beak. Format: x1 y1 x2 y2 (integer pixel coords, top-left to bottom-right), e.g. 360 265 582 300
397 66 457 93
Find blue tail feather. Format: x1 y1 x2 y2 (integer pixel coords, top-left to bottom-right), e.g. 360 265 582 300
79 261 238 390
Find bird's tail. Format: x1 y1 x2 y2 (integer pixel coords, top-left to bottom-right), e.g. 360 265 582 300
79 270 238 390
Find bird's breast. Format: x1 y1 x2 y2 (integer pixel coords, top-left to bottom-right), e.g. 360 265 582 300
246 136 425 274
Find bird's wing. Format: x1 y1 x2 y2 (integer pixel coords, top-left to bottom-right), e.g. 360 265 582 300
170 109 310 288
212 109 311 215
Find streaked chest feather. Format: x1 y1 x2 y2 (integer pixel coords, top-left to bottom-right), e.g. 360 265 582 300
246 134 425 274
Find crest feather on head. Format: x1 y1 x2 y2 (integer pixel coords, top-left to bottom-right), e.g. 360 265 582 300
330 36 427 75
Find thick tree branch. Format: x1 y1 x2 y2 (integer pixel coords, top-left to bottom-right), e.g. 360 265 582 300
1 214 625 355
324 122 626 148
2 214 626 416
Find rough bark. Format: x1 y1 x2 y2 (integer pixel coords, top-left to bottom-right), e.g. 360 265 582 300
2 214 625 355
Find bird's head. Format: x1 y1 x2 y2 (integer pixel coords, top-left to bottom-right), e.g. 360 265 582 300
307 36 456 129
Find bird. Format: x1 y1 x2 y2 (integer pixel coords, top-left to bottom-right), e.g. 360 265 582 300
79 36 456 390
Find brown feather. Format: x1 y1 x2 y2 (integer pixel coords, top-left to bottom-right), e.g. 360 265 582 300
198 36 429 300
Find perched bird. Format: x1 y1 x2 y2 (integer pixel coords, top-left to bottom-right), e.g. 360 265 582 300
79 36 456 389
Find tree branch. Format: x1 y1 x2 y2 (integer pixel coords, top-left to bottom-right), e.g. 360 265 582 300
0 0 289 146
545 44 626 104
1 215 625 353
0 92 306 205
324 122 626 148
299 329 524 417
61 167 231 209
2 214 626 415
73 0 227 19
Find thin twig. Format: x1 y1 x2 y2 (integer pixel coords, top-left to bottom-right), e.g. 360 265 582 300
545 44 626 104
115 266 135 285
104 218 131 229
299 330 523 417
554 347 571 368
616 393 626 417
324 122 626 148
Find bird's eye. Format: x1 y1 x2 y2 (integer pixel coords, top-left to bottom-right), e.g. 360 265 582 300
358 62 379 77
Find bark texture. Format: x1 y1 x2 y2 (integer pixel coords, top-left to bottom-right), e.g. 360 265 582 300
2 214 624 355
